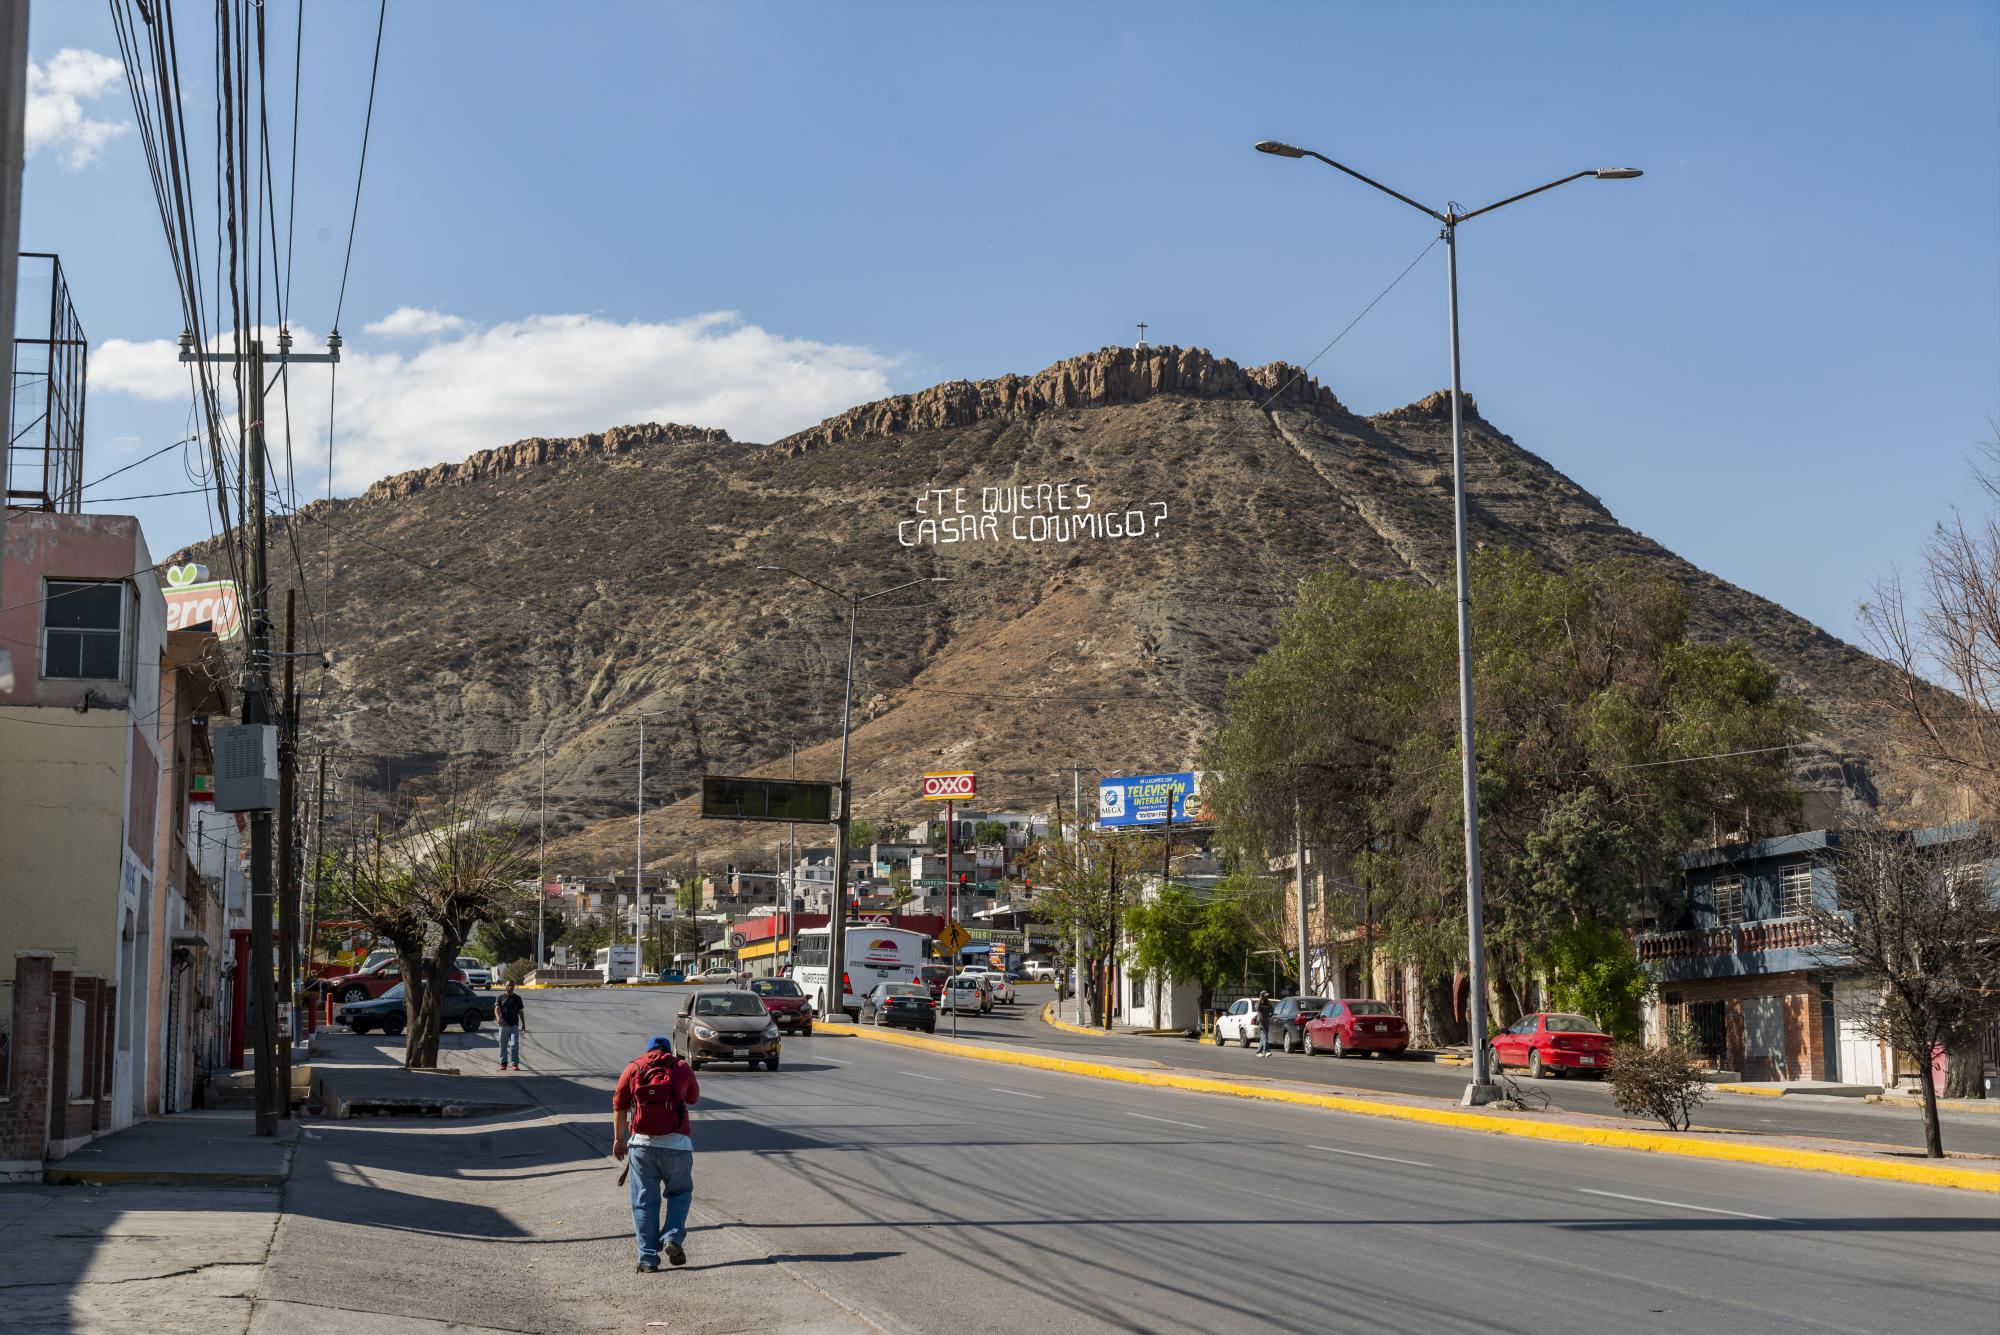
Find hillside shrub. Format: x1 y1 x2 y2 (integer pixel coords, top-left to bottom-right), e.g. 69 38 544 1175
1608 1039 1710 1131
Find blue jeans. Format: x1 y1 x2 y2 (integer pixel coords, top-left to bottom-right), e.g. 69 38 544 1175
627 1144 694 1264
497 1025 521 1066
1256 1020 1270 1054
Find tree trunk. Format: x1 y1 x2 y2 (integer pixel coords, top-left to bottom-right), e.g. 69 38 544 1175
394 944 427 1067
1916 1047 1945 1158
1943 1032 1985 1099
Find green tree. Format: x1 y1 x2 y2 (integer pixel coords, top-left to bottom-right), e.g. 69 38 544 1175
472 906 566 965
974 820 1009 847
563 919 611 961
1208 550 1805 1039
849 818 877 848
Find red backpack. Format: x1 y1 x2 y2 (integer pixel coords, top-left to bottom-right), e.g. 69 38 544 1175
630 1050 686 1136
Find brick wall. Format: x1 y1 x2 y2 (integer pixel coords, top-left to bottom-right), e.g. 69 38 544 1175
0 953 55 1171
1659 971 1831 1081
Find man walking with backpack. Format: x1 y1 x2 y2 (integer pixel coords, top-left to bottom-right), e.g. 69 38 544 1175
613 1036 701 1271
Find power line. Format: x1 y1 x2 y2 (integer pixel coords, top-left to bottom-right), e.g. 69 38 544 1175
330 0 387 333
1258 234 1441 412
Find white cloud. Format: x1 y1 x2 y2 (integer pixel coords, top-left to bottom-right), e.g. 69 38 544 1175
92 311 899 492
26 49 129 169
363 307 467 338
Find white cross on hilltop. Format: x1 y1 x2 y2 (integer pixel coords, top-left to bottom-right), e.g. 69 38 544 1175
1135 322 1149 349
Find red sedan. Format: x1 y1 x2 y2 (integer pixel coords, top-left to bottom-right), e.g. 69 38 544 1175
328 958 467 1004
1302 999 1409 1058
1489 1012 1613 1079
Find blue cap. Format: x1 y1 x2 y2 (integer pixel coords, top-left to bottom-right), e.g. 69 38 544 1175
648 1035 672 1050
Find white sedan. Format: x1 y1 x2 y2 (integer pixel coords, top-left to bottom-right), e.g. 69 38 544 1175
690 967 740 986
961 969 1015 1004
939 976 992 1013
1213 998 1267 1047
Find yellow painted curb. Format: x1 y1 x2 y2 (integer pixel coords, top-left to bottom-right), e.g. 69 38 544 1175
1712 1083 1789 1098
822 1020 2000 1195
1040 1002 1110 1037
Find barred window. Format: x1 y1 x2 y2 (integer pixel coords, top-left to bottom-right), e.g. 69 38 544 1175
1778 864 1814 918
1712 876 1744 928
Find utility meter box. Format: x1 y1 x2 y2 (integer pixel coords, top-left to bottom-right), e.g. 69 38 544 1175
212 723 279 811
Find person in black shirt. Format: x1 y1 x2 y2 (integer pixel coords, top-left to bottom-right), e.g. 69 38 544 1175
496 982 527 1070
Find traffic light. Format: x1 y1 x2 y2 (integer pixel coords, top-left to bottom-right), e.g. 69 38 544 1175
958 872 967 885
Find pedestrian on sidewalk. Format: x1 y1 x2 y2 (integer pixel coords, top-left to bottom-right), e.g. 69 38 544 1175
613 1035 700 1272
1254 991 1273 1057
496 982 527 1070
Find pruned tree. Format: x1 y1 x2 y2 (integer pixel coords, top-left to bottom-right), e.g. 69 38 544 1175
1807 825 1999 1156
400 809 531 1068
339 841 427 1045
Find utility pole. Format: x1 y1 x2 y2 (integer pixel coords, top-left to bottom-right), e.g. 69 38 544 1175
1294 798 1308 996
0 0 28 638
307 751 326 998
636 716 646 981
536 743 547 967
785 739 797 974
180 329 337 1136
1102 843 1117 1029
944 798 956 968
276 589 297 1117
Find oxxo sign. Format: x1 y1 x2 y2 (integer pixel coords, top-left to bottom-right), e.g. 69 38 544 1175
921 770 976 801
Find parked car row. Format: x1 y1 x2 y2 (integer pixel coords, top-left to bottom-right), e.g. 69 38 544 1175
1210 999 1613 1077
335 981 492 1035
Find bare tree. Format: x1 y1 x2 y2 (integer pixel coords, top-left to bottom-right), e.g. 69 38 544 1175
400 809 531 1068
339 842 429 1056
1860 440 2000 1095
1808 826 1999 1156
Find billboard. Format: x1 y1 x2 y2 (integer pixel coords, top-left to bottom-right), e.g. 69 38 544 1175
1097 771 1211 828
700 774 835 824
162 563 243 640
921 770 976 801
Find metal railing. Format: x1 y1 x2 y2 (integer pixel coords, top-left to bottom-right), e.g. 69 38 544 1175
1637 916 1825 963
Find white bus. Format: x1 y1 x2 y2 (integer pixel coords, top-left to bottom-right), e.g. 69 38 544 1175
792 925 926 1019
594 944 639 984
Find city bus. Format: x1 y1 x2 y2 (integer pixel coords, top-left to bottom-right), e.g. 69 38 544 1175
594 944 639 984
792 925 926 1019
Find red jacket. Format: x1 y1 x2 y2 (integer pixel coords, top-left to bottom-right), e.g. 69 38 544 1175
613 1049 700 1139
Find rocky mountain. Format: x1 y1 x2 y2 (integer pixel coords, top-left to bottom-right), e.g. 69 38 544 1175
217 345 1910 872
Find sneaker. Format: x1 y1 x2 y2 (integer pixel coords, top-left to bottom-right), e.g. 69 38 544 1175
636 1261 658 1273
664 1241 686 1267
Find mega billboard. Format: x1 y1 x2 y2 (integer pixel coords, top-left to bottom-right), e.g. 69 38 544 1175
1096 771 1211 828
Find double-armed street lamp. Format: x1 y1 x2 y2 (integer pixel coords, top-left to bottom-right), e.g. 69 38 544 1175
759 565 950 1015
1254 139 1640 1104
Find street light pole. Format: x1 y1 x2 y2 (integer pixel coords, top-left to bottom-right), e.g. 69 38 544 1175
759 565 950 1018
1253 140 1640 1104
536 744 547 968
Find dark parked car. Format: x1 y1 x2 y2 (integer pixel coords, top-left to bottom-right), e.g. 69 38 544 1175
860 982 936 1032
672 989 782 1070
1490 1012 1613 1079
1270 996 1331 1054
1302 999 1410 1058
748 976 814 1034
335 981 491 1036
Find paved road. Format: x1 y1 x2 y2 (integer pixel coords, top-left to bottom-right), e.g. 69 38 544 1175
952 991 2000 1157
253 984 1999 1334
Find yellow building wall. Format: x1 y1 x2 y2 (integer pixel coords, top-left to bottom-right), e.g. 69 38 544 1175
0 711 132 977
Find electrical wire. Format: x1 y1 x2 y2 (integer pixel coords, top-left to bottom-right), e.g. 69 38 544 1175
330 0 387 334
1258 235 1441 412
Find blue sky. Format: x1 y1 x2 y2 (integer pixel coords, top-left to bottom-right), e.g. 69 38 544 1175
19 0 1999 649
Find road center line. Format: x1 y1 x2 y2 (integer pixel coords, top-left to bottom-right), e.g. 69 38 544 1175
1578 1188 1774 1220
1309 1144 1434 1168
990 1088 1046 1099
1127 1112 1209 1130
897 1070 945 1082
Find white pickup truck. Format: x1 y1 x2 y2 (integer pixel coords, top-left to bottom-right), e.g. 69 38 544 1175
1022 961 1058 982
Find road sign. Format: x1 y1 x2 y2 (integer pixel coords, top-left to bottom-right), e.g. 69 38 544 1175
937 920 970 955
701 774 836 824
921 770 976 801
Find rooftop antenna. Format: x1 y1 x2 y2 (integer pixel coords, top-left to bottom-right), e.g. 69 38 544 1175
1135 321 1149 349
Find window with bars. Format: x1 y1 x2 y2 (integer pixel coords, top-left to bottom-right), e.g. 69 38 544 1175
1778 864 1814 918
1712 876 1745 928
43 579 126 680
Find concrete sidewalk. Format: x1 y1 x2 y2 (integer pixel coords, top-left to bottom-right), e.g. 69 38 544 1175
42 1111 300 1187
307 1032 535 1120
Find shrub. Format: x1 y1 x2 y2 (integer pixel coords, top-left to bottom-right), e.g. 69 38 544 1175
1607 1039 1710 1131
499 958 535 986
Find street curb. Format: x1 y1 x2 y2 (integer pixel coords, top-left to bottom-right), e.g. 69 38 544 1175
1712 1083 1789 1098
43 1132 299 1189
1866 1094 2000 1115
1041 1003 1110 1037
831 1019 2000 1195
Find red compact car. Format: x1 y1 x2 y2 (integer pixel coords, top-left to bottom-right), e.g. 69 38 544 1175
1302 999 1409 1058
1489 1012 1613 1078
748 976 814 1034
328 958 467 1004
